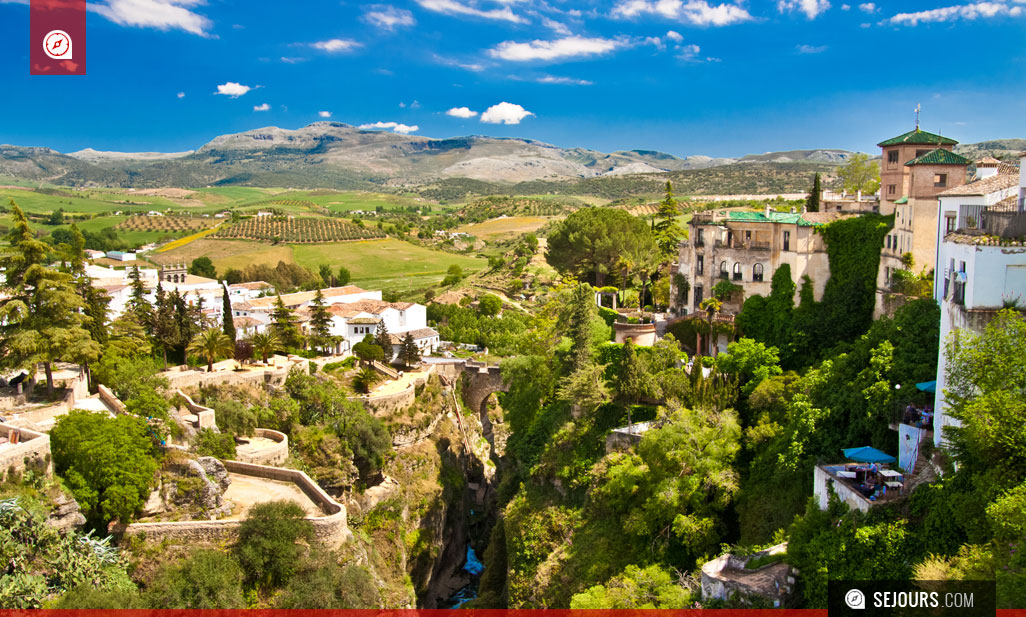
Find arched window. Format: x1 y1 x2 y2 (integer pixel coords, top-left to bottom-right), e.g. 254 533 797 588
719 261 728 279
733 262 743 281
753 263 764 282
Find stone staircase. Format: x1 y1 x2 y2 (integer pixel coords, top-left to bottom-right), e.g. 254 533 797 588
370 360 400 380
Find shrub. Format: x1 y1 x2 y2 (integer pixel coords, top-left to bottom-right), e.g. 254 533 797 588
234 500 314 588
145 549 246 608
194 428 237 460
276 555 379 609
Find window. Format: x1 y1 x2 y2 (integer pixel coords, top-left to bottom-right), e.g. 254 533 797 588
719 261 728 279
886 235 891 249
934 173 948 187
696 228 704 247
888 150 899 164
916 149 931 158
694 286 704 305
888 184 897 195
783 231 791 252
733 262 743 281
696 255 704 276
945 215 956 234
753 263 764 282
745 230 752 244
727 231 734 247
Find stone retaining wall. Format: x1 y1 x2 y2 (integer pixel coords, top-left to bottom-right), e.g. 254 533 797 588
234 428 289 466
98 385 126 414
163 357 309 390
0 423 51 478
175 390 216 429
116 460 350 548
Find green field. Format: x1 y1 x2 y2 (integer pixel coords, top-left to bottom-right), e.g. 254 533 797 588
457 216 550 240
291 239 486 292
158 236 486 293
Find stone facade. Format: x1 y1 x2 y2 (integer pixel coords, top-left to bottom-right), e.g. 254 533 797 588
461 361 507 415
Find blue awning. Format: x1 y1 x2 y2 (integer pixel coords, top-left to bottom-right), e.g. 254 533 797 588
842 446 897 464
916 380 937 393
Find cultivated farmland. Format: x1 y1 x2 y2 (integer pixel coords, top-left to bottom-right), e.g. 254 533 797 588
115 215 219 233
212 216 385 243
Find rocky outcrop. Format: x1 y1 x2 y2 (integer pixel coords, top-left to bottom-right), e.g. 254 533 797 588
144 457 234 520
47 493 85 530
197 457 231 491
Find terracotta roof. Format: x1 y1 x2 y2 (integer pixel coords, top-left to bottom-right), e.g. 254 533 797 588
878 129 958 147
985 195 1021 213
976 157 1002 167
233 317 262 328
800 212 857 224
327 299 404 315
388 327 440 343
937 172 1019 197
904 148 972 167
242 285 369 309
229 281 272 290
349 317 381 325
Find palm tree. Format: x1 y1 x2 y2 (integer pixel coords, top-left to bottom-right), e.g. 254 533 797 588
187 328 235 373
699 297 723 357
249 331 280 364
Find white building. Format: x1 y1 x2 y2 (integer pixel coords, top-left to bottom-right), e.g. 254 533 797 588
932 153 1025 446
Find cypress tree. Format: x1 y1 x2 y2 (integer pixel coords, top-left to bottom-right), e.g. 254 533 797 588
806 173 822 213
400 332 421 368
222 288 236 343
308 289 334 353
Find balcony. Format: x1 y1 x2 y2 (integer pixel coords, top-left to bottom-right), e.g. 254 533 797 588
953 281 966 306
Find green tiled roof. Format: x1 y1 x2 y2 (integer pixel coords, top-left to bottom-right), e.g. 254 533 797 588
726 211 818 227
878 129 959 147
904 148 973 166
894 196 908 204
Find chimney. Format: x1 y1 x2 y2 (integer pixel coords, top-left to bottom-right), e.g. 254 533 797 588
765 203 771 217
976 158 1000 181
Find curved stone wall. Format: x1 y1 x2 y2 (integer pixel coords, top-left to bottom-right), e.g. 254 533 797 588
116 460 350 548
233 428 289 467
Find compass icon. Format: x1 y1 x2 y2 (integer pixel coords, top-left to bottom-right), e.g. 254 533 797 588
43 30 72 60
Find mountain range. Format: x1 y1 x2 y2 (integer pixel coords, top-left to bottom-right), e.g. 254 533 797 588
0 122 1020 190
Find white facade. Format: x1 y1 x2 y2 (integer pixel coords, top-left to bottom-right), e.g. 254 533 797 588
933 154 1026 447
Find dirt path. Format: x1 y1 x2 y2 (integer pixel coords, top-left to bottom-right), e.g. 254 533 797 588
222 473 322 519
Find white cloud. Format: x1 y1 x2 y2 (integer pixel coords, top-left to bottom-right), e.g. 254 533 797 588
536 75 593 85
214 82 252 97
676 43 701 60
90 0 212 36
777 0 831 19
797 43 827 53
359 121 420 134
363 5 416 30
433 54 488 71
541 16 572 34
311 38 362 52
281 56 307 64
253 103 270 111
612 0 753 25
480 102 534 124
319 111 332 118
858 2 876 12
841 3 851 9
489 35 624 61
415 0 526 23
887 2 1022 25
176 91 185 98
446 106 479 118
399 100 422 109
665 29 684 41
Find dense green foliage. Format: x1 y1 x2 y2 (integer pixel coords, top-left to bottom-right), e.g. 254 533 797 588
546 207 656 286
49 411 160 527
428 302 532 356
234 500 315 588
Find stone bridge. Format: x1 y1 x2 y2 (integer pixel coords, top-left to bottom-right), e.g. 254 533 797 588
462 361 508 414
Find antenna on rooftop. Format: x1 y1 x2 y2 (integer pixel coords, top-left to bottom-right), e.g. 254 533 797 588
914 103 921 130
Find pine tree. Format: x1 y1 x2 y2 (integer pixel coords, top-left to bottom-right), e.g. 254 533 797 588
222 288 236 343
617 338 645 431
374 319 392 360
308 289 334 353
172 290 200 365
400 332 421 368
653 181 685 259
151 284 181 369
269 294 303 350
806 173 822 213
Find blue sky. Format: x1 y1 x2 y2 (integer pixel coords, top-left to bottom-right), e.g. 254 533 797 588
1 0 1024 158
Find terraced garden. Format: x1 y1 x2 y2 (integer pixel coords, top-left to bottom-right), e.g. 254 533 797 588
212 216 385 243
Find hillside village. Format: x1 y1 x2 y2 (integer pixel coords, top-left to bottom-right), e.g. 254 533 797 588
1 121 1026 610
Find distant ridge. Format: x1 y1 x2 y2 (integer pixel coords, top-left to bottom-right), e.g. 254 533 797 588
0 122 1019 192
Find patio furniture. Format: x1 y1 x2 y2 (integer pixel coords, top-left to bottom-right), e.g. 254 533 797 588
836 471 857 479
